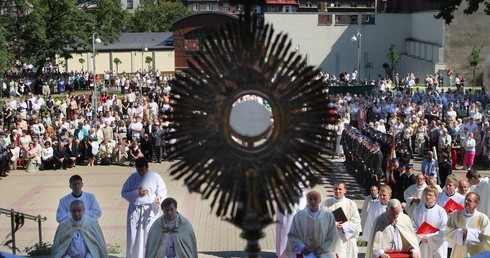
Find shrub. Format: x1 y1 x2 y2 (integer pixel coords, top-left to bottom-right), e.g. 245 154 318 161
24 242 52 255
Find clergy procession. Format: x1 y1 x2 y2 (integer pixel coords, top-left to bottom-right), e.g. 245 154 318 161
279 168 490 258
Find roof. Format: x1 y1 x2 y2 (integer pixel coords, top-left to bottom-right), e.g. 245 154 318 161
266 0 298 4
93 32 174 52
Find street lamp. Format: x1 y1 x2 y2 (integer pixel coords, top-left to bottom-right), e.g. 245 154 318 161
351 28 361 83
92 32 101 121
140 44 148 94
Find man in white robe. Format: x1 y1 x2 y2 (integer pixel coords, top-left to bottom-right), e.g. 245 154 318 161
360 185 378 230
362 185 391 242
145 198 197 258
288 190 340 258
446 192 490 257
436 177 465 211
52 200 107 258
411 185 448 258
403 173 427 217
121 157 167 258
366 199 420 258
276 191 307 258
322 181 362 258
466 169 490 216
56 174 102 223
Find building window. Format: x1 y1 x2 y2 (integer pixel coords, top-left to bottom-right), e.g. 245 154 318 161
254 5 262 13
223 3 230 11
350 2 357 7
206 3 212 11
305 1 312 7
335 15 341 22
267 6 277 12
127 0 133 9
284 5 291 12
366 3 372 7
334 2 340 7
194 3 200 11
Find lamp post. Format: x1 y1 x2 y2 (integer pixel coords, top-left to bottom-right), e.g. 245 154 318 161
92 33 102 121
351 29 361 83
140 44 148 94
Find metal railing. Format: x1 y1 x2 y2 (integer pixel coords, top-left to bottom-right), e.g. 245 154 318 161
0 208 47 254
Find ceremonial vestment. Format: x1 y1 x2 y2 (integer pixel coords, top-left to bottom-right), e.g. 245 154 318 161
471 177 490 216
446 210 490 257
323 197 362 258
145 213 197 258
121 170 167 258
56 192 102 223
366 212 420 258
52 216 107 258
362 200 387 241
411 204 448 258
403 183 427 217
288 208 340 258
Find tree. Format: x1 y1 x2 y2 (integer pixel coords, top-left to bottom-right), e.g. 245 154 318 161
78 58 85 71
0 31 12 77
113 57 122 74
145 56 153 71
3 0 126 77
125 0 190 32
430 0 490 24
385 44 402 82
468 45 483 86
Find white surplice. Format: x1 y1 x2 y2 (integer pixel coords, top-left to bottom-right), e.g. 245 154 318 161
323 197 362 258
411 203 448 258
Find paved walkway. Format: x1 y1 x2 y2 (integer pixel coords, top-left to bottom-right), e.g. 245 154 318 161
0 157 487 257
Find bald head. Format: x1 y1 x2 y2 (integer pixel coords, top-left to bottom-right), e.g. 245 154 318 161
306 190 322 212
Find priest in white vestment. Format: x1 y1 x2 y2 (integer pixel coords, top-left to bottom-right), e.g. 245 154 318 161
403 173 427 217
362 185 392 241
145 198 197 258
52 200 107 258
276 191 307 258
411 185 448 258
121 157 168 258
360 185 378 230
467 169 490 216
56 175 102 223
366 199 420 258
322 181 362 258
446 192 490 257
288 190 340 258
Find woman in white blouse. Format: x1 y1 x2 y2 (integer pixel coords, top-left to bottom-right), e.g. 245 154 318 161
41 141 54 170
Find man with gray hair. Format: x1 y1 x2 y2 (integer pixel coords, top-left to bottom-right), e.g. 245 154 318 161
52 200 107 258
366 199 420 258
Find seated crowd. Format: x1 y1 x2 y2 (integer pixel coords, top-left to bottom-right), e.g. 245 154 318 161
0 69 172 174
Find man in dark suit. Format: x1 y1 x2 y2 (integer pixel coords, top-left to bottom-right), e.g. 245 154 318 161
54 141 69 169
140 134 153 161
65 138 79 168
152 123 166 163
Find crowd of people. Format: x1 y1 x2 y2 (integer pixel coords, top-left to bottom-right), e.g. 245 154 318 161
0 68 177 177
276 76 490 257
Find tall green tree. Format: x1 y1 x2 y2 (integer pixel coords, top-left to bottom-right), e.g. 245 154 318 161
468 45 483 85
4 0 126 76
384 44 402 82
125 0 190 32
430 0 490 24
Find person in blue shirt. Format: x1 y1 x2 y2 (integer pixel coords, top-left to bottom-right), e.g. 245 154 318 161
421 151 438 180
